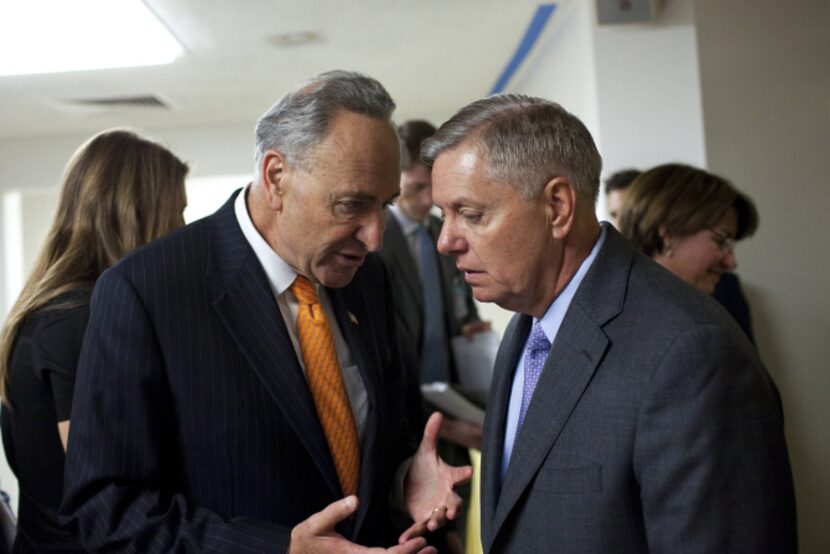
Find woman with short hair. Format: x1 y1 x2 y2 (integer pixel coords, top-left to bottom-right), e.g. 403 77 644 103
619 163 758 295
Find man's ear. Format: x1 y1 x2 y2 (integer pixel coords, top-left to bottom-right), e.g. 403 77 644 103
543 176 577 240
261 149 288 211
658 225 674 256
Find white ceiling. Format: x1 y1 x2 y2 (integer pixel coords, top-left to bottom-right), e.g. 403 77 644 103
0 0 555 140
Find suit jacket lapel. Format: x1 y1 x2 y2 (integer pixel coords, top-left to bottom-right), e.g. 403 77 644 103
489 305 609 544
481 314 531 548
485 224 631 550
207 192 342 500
327 285 379 538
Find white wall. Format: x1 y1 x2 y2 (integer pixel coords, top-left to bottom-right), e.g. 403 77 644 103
695 2 830 550
592 0 707 175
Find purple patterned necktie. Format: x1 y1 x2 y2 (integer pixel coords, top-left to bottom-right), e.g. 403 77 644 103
517 321 551 431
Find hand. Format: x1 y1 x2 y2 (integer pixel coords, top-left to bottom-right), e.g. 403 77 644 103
460 320 491 341
398 413 474 544
290 496 435 554
438 418 483 450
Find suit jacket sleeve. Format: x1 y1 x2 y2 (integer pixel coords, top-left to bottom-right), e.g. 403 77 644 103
61 267 292 552
633 323 797 552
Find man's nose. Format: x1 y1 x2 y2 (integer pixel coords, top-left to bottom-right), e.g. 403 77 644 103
437 221 464 256
359 209 385 252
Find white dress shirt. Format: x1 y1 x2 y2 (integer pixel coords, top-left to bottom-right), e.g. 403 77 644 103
234 187 368 441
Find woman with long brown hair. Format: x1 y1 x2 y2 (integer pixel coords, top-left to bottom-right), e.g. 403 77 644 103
0 129 188 552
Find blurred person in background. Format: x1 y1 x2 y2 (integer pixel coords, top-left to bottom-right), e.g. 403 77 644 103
603 168 641 228
613 164 757 342
381 120 490 554
0 129 188 553
381 120 489 446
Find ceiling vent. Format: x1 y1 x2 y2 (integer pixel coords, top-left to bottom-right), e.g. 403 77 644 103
63 94 170 108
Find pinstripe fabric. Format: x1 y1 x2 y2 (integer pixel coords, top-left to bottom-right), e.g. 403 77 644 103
292 276 360 497
61 190 419 552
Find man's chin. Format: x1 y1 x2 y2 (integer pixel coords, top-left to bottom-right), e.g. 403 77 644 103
314 266 361 289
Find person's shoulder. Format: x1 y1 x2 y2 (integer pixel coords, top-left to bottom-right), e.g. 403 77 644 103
29 289 91 352
632 256 729 325
32 289 92 331
113 217 213 276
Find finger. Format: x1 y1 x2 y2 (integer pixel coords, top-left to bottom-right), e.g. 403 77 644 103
421 504 449 532
421 412 443 452
415 547 438 554
388 536 429 553
444 493 463 521
303 495 359 535
449 464 474 487
398 517 429 544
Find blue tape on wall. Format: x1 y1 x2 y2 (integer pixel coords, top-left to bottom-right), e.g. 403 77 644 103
490 3 557 94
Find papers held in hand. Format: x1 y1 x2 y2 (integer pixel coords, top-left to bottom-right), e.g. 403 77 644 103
450 329 499 405
420 382 485 426
422 328 499 426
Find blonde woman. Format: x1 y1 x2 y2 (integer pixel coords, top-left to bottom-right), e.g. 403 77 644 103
0 129 187 552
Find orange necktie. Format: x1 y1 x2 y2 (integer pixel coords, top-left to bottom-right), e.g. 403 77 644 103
291 275 360 496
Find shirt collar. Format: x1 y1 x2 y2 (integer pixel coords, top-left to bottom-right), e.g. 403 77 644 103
536 224 607 341
234 185 298 296
388 204 423 236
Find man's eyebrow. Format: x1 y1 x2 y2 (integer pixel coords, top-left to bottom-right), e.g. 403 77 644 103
447 196 486 210
329 191 374 202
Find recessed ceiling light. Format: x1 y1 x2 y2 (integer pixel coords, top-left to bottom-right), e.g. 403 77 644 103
0 0 183 77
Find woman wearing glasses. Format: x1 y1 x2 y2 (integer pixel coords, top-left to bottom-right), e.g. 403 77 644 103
618 163 758 339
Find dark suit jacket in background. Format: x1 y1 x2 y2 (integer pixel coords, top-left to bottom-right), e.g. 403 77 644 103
481 225 796 553
379 213 479 385
379 212 480 434
61 192 416 552
713 271 754 343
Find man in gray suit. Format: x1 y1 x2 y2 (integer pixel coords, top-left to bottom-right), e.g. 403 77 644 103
422 94 797 552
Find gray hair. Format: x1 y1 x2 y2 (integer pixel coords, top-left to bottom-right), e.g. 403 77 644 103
422 94 602 201
254 70 396 169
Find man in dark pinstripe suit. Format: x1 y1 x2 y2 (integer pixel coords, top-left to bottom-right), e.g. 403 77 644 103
61 71 472 553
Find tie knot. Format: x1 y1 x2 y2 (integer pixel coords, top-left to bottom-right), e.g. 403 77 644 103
291 275 319 306
528 322 551 353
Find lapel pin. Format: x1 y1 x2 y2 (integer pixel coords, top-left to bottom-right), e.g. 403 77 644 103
348 311 359 325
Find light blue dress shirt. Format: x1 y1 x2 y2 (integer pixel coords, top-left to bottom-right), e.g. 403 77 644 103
500 225 607 481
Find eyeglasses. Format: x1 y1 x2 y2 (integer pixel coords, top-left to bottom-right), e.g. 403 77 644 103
709 229 736 253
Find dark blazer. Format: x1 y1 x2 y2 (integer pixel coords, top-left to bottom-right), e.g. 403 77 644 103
713 271 754 343
379 212 479 385
61 192 415 552
481 225 796 553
